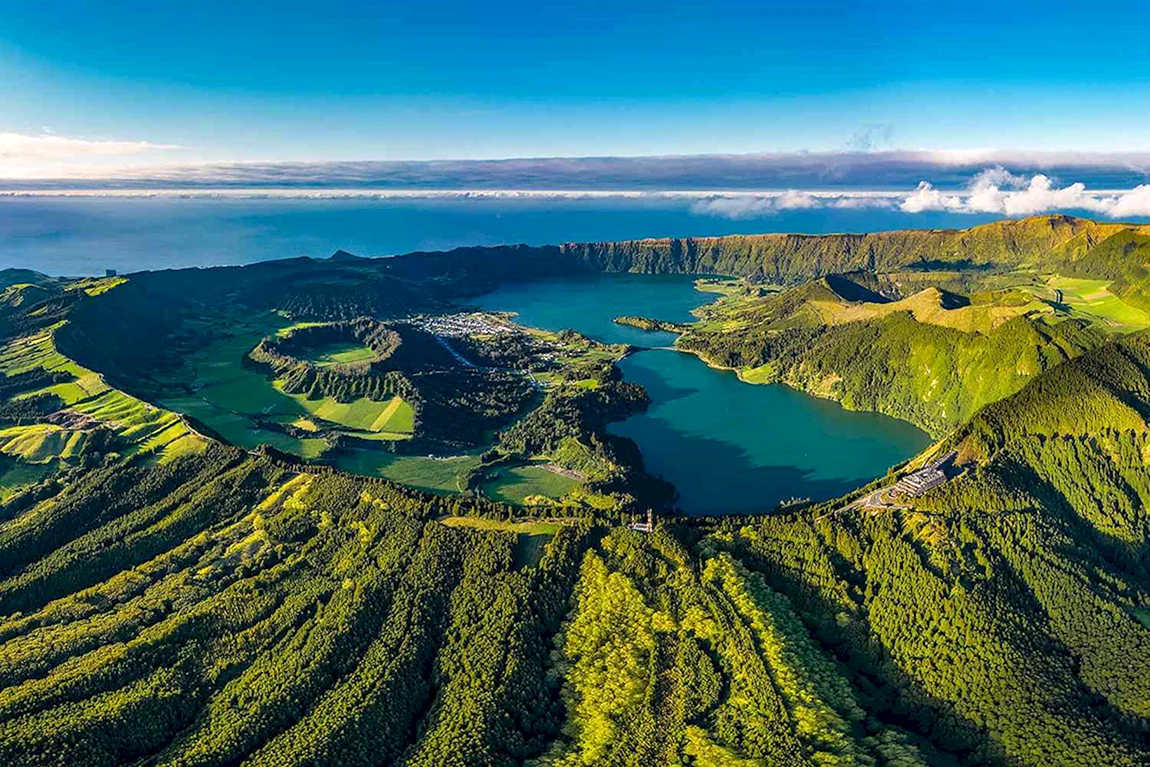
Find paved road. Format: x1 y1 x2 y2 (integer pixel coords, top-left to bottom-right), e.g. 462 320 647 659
433 335 476 368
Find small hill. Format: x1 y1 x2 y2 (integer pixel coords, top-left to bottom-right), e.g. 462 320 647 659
0 269 57 291
0 283 56 311
811 285 1049 334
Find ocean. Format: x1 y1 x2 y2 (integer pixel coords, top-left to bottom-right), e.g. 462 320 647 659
0 195 1011 276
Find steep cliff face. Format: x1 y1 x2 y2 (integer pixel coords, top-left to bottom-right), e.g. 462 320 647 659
561 215 1150 282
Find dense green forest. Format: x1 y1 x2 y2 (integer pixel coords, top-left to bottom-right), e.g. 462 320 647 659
1 215 1150 765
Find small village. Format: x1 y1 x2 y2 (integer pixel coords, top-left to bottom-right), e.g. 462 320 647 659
409 312 514 338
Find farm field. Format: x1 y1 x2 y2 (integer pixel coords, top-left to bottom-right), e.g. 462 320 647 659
0 424 87 463
280 386 414 434
160 395 329 458
332 449 482 493
304 340 377 367
0 329 199 464
1022 275 1150 331
481 463 582 504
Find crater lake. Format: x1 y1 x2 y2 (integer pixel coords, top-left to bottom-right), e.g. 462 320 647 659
475 274 931 514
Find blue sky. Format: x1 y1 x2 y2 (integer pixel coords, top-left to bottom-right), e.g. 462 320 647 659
3 0 1150 171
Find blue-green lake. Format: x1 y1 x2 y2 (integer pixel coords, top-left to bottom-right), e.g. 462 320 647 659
475 274 931 515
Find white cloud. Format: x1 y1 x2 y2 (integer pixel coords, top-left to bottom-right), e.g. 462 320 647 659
691 196 779 219
900 181 963 213
690 191 901 219
970 165 1029 189
964 165 1026 212
899 170 1150 219
775 190 821 210
0 132 181 179
687 171 1150 219
1108 185 1150 218
9 147 1150 188
1001 175 1104 216
829 196 896 210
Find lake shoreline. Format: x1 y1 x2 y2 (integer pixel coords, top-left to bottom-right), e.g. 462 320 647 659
476 274 931 515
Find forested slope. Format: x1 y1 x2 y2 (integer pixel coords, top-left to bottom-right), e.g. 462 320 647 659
2 432 1148 765
3 217 1150 765
2 338 1150 765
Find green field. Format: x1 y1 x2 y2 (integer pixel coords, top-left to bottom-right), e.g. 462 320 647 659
279 385 414 434
0 424 86 463
1024 276 1150 331
304 340 378 367
0 328 83 378
0 457 52 500
481 463 582 505
0 329 199 461
161 395 329 458
332 450 482 494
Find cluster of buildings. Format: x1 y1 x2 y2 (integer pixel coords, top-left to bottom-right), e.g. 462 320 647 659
893 467 946 497
628 509 655 533
893 450 957 498
410 313 513 338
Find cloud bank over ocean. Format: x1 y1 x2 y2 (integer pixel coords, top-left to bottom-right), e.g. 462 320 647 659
5 145 1150 218
7 148 1150 189
691 172 1150 219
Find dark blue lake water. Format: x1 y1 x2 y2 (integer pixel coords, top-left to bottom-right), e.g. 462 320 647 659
476 274 930 514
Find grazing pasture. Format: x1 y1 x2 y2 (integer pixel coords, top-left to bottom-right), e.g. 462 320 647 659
304 340 378 367
332 449 482 493
154 315 415 462
482 463 582 505
1022 276 1150 331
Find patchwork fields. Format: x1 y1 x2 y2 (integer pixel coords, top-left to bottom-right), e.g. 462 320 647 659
0 325 205 497
153 314 415 462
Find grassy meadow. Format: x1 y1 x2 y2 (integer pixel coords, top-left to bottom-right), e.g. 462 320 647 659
481 463 582 505
0 325 205 497
332 449 482 493
1029 276 1150 331
303 340 378 367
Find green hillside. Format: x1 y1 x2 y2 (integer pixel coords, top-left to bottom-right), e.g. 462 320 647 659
2 356 1148 764
676 276 1110 435
1 216 1150 765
